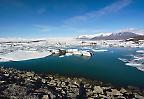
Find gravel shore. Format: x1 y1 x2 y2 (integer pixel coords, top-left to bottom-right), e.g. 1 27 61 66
0 67 144 99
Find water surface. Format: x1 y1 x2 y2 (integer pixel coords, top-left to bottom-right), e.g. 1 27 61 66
0 47 144 87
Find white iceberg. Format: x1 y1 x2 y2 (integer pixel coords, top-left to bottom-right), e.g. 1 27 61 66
92 49 108 52
73 51 82 56
67 49 78 53
59 55 64 58
118 58 129 63
136 50 144 53
137 66 144 72
81 51 92 57
0 50 52 62
125 63 142 67
65 53 73 56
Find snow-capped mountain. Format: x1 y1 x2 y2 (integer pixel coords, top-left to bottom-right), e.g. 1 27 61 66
78 32 141 40
77 33 112 39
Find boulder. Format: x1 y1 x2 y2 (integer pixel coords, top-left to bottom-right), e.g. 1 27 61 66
26 72 34 77
4 74 9 77
42 95 49 99
120 88 127 94
93 86 103 94
111 89 123 96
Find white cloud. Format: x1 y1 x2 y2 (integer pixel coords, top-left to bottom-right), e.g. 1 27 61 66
65 0 132 23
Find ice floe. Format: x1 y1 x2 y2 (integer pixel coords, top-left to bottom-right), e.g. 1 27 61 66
119 54 144 72
125 61 144 72
66 49 92 57
136 50 144 53
125 63 142 67
92 49 108 52
80 51 92 57
118 58 129 63
0 50 52 62
59 55 65 58
65 53 73 56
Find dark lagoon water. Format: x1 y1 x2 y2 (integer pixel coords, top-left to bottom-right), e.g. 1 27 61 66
0 47 144 87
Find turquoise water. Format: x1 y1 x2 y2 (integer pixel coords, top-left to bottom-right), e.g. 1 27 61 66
0 47 144 87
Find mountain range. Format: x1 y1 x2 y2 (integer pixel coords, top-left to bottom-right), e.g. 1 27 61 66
77 32 144 40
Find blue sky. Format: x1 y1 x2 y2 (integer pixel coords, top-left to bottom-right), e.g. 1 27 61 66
0 0 144 38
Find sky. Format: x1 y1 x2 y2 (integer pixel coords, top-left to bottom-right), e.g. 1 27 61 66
0 0 144 38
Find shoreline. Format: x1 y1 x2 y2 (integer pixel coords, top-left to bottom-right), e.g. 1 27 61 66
0 67 144 99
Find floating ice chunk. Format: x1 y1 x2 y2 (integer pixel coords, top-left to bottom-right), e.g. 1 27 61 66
125 63 142 67
92 49 108 52
81 51 91 57
73 51 82 56
118 58 129 63
67 49 78 53
59 55 64 58
136 50 144 53
0 57 12 62
51 49 59 54
0 50 52 62
137 66 144 72
65 53 73 56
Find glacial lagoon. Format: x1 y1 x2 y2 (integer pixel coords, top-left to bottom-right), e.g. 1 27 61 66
0 47 144 87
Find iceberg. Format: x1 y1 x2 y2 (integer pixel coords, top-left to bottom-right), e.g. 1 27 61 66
0 50 52 62
136 50 144 53
125 63 142 67
67 49 78 53
73 51 82 56
59 55 64 58
118 58 129 63
81 51 92 57
92 49 108 52
125 62 144 72
0 57 13 62
65 53 73 56
137 66 144 72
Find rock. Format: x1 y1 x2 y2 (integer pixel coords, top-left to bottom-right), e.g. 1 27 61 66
93 86 103 94
106 91 112 96
10 96 17 99
120 88 127 93
4 74 9 77
99 94 107 98
135 94 144 99
87 89 93 95
88 97 94 99
42 79 46 83
117 95 126 99
42 95 49 99
65 81 69 86
71 84 78 88
26 72 34 77
0 67 144 99
61 82 66 87
32 77 37 81
0 80 6 84
111 89 123 96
